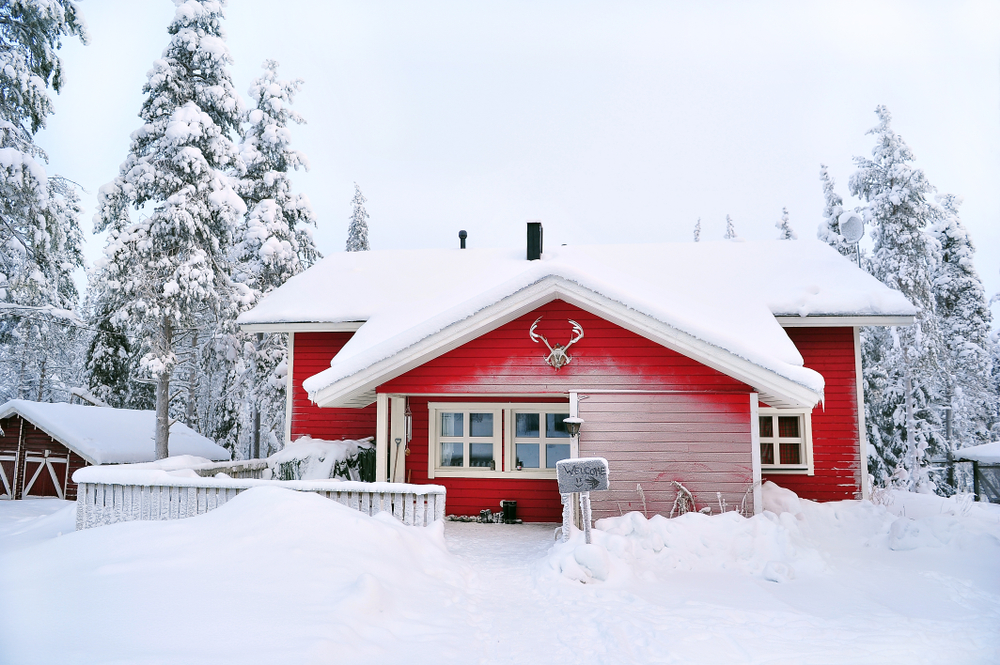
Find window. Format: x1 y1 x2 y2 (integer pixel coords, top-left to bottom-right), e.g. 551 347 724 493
428 402 572 478
513 410 572 470
758 408 813 473
433 407 500 473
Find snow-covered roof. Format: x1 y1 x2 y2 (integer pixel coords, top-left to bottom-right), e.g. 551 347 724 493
0 400 230 465
956 441 1000 464
238 239 915 409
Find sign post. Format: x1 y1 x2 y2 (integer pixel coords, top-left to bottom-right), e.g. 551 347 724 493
556 457 609 544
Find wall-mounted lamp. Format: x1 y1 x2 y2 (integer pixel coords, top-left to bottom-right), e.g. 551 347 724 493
404 403 413 443
563 416 583 438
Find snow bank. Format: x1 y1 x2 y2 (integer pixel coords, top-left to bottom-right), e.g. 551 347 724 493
546 482 1000 585
0 488 472 664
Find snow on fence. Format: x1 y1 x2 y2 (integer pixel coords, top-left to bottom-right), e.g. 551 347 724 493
73 463 445 530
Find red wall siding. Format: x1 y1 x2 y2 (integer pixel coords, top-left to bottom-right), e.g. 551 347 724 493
381 300 751 395
291 333 377 441
763 327 861 501
579 392 754 520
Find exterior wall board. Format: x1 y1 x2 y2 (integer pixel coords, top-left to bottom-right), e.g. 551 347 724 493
762 327 861 501
291 333 377 442
578 392 754 520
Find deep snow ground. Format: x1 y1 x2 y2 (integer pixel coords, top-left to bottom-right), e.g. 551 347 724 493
0 487 998 665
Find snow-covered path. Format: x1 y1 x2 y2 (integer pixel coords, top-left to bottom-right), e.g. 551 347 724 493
0 488 998 664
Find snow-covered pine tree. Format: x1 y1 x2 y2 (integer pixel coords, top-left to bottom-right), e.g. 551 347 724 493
775 207 796 240
816 164 856 258
0 0 88 400
92 0 245 459
219 60 320 458
930 194 996 456
723 215 737 240
346 183 370 251
850 105 945 493
693 218 701 242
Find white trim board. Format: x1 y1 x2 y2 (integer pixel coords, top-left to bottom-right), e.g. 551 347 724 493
239 321 365 333
775 315 914 327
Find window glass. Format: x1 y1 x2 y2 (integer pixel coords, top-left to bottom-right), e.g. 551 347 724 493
546 443 571 468
778 416 799 438
470 413 493 437
441 412 463 438
515 413 539 438
469 443 494 468
759 416 773 438
546 413 571 438
516 443 539 468
760 443 774 465
440 442 463 467
779 443 801 465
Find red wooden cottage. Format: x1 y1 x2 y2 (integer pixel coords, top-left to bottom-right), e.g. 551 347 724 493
0 400 230 501
237 228 914 521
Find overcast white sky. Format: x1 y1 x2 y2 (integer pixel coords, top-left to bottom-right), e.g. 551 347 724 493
38 0 1000 322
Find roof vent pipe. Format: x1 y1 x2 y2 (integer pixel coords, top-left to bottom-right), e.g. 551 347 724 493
459 230 467 249
526 221 543 260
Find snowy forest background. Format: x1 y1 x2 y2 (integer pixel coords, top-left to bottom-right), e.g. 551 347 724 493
2 0 998 495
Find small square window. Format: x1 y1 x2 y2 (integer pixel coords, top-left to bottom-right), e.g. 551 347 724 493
759 410 811 474
440 412 463 437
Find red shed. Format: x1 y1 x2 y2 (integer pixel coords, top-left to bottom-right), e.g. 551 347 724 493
0 400 230 501
238 231 914 520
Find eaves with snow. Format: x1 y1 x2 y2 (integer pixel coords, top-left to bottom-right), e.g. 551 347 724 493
237 240 915 410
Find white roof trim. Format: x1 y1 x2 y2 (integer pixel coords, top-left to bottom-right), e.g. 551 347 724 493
776 315 915 327
309 277 823 410
239 321 365 333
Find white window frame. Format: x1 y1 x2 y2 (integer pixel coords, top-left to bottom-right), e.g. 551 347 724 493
758 407 814 475
427 401 571 479
507 406 574 477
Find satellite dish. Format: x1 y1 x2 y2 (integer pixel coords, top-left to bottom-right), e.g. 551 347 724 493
838 212 865 244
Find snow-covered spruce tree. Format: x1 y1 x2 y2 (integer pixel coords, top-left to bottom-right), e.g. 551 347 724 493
217 59 320 458
931 194 996 454
346 183 370 251
816 164 856 258
723 215 737 240
92 0 245 459
693 218 701 242
775 207 796 240
0 0 88 399
850 105 945 493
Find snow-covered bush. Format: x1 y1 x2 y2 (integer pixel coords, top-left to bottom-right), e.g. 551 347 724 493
266 436 375 482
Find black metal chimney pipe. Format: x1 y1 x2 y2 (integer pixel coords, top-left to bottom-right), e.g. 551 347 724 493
526 221 542 260
459 230 467 249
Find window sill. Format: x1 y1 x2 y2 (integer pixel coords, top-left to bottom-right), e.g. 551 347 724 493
430 468 558 480
761 466 814 475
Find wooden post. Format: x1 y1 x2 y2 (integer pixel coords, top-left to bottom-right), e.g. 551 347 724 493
375 394 389 482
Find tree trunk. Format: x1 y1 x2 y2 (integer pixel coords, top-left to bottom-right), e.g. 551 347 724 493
154 318 173 460
187 331 198 430
251 332 262 459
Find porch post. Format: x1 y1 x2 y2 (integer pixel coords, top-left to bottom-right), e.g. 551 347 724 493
375 393 389 482
283 332 295 448
389 396 406 482
750 392 763 515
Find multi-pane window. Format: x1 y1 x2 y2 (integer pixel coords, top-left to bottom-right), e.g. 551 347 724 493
436 409 499 470
513 411 572 470
758 409 811 472
428 402 573 478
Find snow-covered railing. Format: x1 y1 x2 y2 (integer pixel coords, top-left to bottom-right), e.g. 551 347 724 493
73 465 445 530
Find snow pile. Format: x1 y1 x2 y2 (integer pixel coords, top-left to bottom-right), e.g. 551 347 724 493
266 435 374 481
956 441 1000 463
546 482 1000 585
0 487 472 664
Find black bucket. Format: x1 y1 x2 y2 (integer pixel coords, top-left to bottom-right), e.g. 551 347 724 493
500 500 517 524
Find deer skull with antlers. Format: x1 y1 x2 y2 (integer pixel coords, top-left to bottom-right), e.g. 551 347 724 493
529 317 584 370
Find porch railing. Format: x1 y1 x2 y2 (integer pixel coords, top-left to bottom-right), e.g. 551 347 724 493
73 464 445 530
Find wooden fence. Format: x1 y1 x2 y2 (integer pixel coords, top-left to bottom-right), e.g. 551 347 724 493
74 469 445 530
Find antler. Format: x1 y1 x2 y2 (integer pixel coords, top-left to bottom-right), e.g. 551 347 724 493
529 316 554 352
564 319 584 350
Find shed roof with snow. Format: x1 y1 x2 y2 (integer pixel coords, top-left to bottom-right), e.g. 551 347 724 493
0 400 230 465
237 239 914 410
